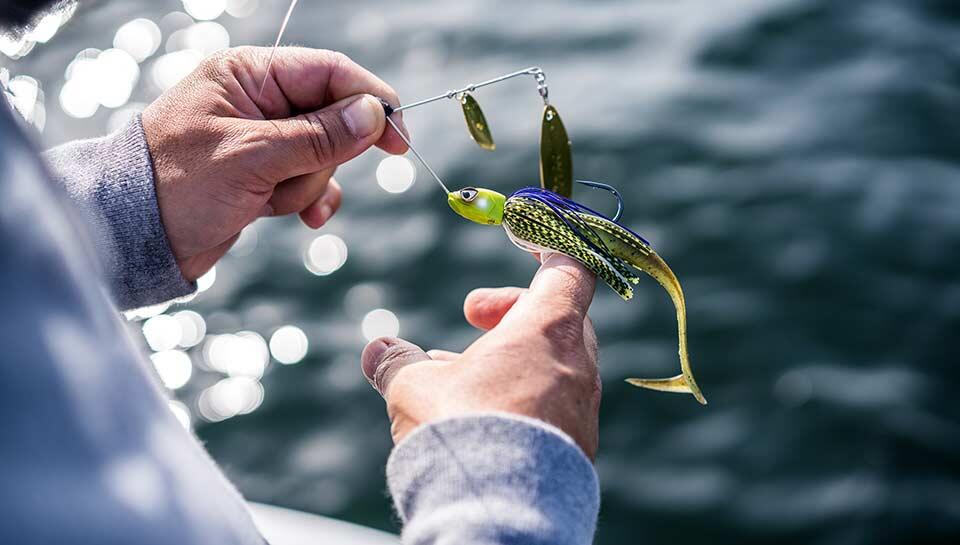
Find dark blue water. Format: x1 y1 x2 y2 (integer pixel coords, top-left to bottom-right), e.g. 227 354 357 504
9 0 960 543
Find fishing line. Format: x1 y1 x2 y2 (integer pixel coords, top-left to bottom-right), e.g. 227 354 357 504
256 0 300 103
383 113 450 194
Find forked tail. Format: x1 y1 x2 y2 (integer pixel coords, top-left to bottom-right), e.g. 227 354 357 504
626 374 707 405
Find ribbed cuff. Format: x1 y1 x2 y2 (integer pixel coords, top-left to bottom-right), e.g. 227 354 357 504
44 115 195 310
387 412 599 544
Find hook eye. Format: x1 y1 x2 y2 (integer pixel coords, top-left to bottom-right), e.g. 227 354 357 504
460 187 479 202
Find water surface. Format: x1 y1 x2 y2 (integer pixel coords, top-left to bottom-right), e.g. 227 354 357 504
9 0 960 543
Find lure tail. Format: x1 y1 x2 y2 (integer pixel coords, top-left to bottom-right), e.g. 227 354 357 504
582 219 708 405
626 375 701 397
502 186 707 405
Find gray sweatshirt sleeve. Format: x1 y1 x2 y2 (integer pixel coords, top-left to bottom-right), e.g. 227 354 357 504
43 115 194 310
387 413 600 545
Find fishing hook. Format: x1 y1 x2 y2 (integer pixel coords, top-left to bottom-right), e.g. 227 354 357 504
575 180 624 222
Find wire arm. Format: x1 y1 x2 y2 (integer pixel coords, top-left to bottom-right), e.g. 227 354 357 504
392 66 547 113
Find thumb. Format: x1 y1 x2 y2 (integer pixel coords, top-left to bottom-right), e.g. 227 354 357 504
261 94 385 179
513 253 597 321
360 337 429 398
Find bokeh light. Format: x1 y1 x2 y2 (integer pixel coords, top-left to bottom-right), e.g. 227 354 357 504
6 75 45 130
151 49 203 91
361 308 400 341
229 224 258 256
182 0 227 21
198 376 264 422
159 11 194 35
376 155 417 193
269 325 309 364
226 0 260 18
203 332 269 378
113 18 162 62
142 314 182 351
96 49 140 107
197 266 217 292
173 310 207 348
59 47 140 118
304 234 348 276
344 283 388 319
168 21 230 56
59 77 98 119
149 350 193 390
125 301 171 321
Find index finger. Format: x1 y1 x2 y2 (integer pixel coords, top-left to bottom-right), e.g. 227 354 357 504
250 47 408 154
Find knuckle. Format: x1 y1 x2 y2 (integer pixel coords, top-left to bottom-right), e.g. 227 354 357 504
232 45 257 61
539 307 584 348
328 50 352 67
298 112 342 165
203 48 237 76
204 47 258 81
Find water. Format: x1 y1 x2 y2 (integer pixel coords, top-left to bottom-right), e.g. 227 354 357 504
7 0 960 542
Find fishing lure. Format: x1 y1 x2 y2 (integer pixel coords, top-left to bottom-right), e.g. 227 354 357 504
446 184 707 405
374 72 706 404
256 7 704 403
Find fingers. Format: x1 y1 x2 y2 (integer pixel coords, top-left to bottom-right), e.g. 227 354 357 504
516 253 597 321
243 47 408 154
258 94 385 179
299 178 342 229
268 168 333 214
360 337 429 397
463 287 526 330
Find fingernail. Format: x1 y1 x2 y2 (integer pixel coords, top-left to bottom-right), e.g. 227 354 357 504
343 95 381 139
259 203 274 217
361 337 396 388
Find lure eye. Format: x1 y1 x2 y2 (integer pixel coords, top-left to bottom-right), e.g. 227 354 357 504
459 187 479 202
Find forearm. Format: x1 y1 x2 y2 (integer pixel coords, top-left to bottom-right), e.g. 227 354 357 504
387 413 600 545
43 115 193 310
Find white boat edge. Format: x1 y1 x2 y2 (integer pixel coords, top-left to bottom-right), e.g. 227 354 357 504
248 502 399 545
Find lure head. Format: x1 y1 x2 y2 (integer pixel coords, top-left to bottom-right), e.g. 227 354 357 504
447 187 505 225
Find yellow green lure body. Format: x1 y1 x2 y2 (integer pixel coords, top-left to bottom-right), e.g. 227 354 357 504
447 185 707 405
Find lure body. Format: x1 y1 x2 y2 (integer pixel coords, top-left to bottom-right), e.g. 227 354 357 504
448 186 707 405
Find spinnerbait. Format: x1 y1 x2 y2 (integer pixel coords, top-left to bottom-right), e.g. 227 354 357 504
379 69 707 405
259 2 705 403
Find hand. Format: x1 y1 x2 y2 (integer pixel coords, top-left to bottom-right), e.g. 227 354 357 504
360 254 601 459
141 46 409 281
